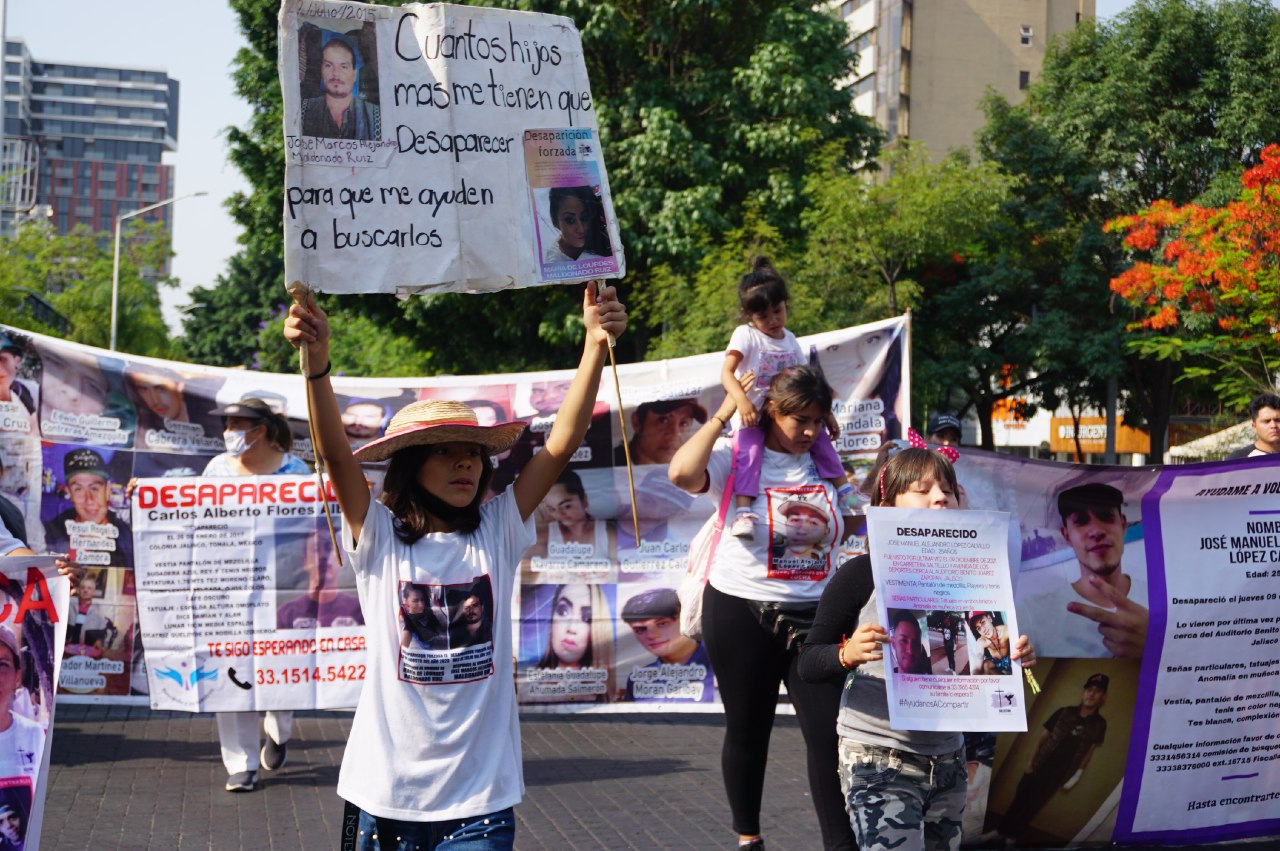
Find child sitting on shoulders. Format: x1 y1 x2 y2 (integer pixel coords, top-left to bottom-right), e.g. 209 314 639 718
720 256 853 539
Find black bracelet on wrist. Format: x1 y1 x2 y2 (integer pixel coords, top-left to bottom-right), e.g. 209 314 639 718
711 414 727 429
307 361 332 381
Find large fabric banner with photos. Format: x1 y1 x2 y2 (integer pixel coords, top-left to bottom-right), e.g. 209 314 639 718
0 318 908 708
0 555 70 851
6 320 1278 844
951 451 1280 846
279 0 625 294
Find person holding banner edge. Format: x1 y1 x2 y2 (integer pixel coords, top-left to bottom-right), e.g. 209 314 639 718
284 282 625 850
669 364 854 851
798 447 1036 851
203 396 312 793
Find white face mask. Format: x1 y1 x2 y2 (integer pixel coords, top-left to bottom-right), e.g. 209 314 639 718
223 428 257 457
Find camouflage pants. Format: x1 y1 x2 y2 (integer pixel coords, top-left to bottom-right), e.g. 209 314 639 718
838 739 966 851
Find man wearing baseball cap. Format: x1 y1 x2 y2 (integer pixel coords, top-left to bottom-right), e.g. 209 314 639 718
987 673 1108 843
614 398 707 466
1015 482 1148 658
43 448 133 568
620 588 714 702
926 412 962 447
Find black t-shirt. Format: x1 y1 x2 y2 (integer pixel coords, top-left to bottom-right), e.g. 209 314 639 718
1036 706 1106 775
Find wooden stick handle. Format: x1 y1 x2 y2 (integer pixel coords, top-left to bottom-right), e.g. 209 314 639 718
607 343 641 546
286 280 343 566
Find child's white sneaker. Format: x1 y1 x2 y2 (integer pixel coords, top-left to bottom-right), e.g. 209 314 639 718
730 511 758 539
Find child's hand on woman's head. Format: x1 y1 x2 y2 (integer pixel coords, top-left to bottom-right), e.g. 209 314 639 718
737 400 758 427
824 411 841 440
283 290 331 361
583 282 627 345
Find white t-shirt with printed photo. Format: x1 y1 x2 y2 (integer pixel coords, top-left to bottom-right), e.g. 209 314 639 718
726 324 806 409
705 439 842 604
337 489 535 822
0 711 45 780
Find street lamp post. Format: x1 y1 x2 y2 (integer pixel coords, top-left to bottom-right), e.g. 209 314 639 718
111 191 207 351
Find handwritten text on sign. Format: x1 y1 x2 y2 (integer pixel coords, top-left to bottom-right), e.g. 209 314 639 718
280 0 623 295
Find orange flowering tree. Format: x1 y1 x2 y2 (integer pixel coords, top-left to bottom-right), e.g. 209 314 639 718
1106 144 1280 408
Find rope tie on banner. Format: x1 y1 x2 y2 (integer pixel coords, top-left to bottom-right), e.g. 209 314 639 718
285 280 343 567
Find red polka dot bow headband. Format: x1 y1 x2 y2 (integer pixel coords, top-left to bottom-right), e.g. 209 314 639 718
907 427 960 463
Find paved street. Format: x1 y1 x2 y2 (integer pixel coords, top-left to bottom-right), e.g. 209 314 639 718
44 705 821 850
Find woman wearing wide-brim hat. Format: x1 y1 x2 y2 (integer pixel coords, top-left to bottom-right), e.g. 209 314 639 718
284 283 626 849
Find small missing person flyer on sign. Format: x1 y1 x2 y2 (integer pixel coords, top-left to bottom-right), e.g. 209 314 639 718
866 507 1027 733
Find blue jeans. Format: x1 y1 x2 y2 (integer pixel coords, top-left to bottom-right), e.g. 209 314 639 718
349 806 515 851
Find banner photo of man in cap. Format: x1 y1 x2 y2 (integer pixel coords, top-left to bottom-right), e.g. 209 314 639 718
39 446 133 569
0 332 36 432
617 586 714 703
1014 480 1153 659
980 659 1135 847
614 397 707 467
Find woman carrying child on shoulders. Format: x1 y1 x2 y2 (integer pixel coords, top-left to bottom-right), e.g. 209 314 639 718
720 257 853 540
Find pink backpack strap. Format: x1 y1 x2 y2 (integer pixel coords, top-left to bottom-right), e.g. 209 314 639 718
702 431 739 577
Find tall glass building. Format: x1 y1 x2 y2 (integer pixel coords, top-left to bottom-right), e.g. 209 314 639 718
2 37 179 238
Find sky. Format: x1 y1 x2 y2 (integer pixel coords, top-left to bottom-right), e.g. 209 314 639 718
6 1 1147 336
6 0 250 334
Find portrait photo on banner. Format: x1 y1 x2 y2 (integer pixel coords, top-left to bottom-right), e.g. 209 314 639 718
521 467 617 586
60 566 135 698
274 518 364 631
39 444 133 569
979 658 1139 846
33 343 135 448
123 362 225 454
516 582 614 704
615 583 715 704
1006 464 1159 660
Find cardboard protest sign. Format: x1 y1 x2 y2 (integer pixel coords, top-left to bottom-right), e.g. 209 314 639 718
279 0 624 295
0 555 70 851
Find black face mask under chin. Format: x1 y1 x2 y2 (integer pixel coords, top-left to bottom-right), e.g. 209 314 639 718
412 482 471 527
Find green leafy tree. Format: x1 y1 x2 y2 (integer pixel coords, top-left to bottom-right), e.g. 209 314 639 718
800 142 1010 317
0 221 176 357
1002 0 1280 454
972 93 1131 449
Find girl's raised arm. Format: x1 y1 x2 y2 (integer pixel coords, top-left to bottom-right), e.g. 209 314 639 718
283 292 372 543
513 283 627 520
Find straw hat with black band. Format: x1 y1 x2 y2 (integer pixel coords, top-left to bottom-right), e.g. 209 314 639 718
353 400 527 463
